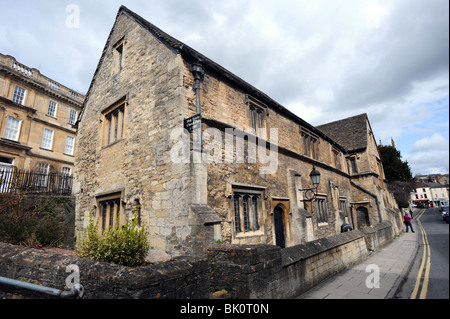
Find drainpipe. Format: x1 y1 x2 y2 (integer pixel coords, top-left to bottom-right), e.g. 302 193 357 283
0 276 84 298
190 61 205 148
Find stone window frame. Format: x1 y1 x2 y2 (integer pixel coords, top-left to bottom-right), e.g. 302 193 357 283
112 36 126 75
300 129 319 160
101 96 127 147
246 95 268 139
332 147 342 170
230 184 266 238
350 156 358 174
95 191 125 234
314 195 329 225
339 197 348 216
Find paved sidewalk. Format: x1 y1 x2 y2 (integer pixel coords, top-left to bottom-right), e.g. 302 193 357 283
297 229 419 299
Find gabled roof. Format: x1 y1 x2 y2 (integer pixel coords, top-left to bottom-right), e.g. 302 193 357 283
80 6 346 152
316 114 369 152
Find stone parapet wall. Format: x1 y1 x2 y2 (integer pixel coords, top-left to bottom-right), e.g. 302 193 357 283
0 221 394 299
0 242 209 299
208 230 369 299
359 220 394 252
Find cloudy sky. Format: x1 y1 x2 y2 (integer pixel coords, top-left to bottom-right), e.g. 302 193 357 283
1 0 448 176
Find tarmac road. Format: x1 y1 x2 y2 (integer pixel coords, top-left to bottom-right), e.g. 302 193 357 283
398 207 449 299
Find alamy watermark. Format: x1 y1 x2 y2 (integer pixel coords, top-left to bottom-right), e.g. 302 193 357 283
170 127 279 175
365 264 380 289
66 4 80 29
65 264 80 288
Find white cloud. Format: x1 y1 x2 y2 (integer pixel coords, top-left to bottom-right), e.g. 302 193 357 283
411 134 448 153
0 0 448 176
408 149 449 176
407 133 449 175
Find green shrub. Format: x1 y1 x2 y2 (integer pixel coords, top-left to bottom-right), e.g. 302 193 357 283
76 213 149 267
0 193 68 248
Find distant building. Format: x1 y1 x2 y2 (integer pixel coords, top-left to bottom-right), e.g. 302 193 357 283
0 53 84 189
411 181 449 207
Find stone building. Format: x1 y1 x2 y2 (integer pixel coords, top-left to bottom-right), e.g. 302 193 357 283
317 114 401 233
74 6 400 262
0 53 84 183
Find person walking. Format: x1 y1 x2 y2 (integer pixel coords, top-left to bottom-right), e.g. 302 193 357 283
404 212 415 233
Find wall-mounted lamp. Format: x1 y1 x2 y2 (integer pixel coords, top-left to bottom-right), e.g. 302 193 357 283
299 166 321 201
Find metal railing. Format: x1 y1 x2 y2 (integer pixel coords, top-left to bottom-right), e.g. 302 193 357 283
0 166 73 195
0 276 84 298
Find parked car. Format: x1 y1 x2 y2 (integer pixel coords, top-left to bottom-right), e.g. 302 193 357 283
439 206 449 222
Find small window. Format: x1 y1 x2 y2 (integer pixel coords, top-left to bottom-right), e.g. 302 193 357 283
41 128 54 150
47 100 57 117
301 131 318 160
102 98 126 146
247 96 267 138
69 109 78 125
233 189 262 234
97 195 123 232
350 158 358 174
12 85 26 105
4 116 22 141
333 149 341 170
314 196 328 224
65 136 75 156
113 38 125 75
339 198 347 215
116 43 124 71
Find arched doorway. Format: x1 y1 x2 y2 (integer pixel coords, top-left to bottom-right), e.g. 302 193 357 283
273 205 286 248
356 206 370 228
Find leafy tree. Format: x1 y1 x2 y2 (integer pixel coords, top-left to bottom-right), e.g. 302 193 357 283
378 145 415 208
378 145 413 183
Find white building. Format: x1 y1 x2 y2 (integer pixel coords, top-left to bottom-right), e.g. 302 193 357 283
411 182 449 207
429 183 449 207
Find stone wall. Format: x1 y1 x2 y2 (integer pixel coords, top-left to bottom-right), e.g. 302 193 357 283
208 230 369 299
74 12 196 262
0 242 209 299
360 221 394 252
0 221 393 299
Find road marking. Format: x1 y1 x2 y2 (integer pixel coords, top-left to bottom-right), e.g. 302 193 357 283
410 209 431 299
